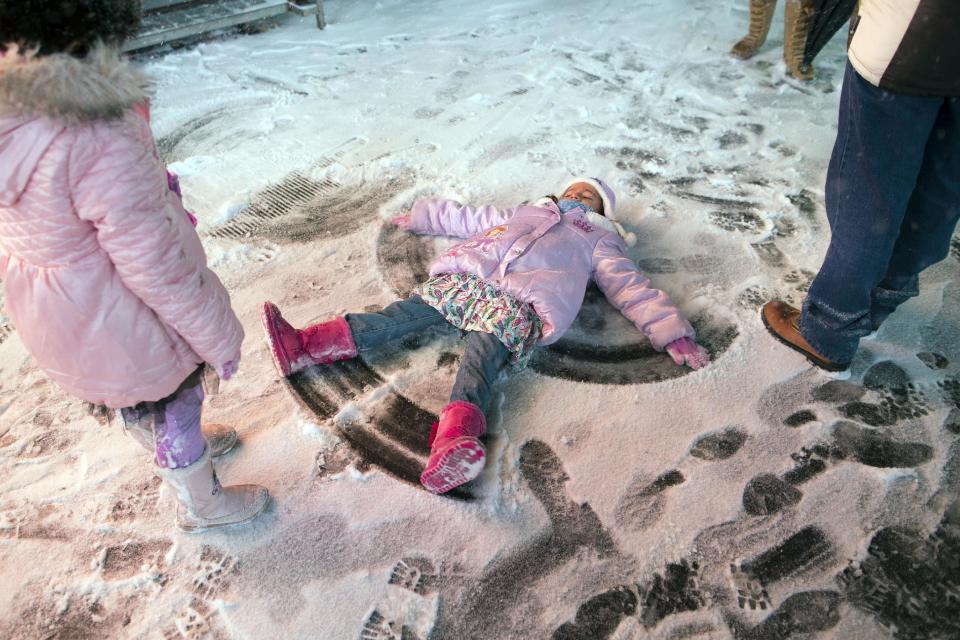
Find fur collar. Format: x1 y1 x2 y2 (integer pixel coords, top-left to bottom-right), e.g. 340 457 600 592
0 44 148 123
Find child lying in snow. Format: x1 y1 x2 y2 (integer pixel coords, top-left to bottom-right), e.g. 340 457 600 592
0 1 268 532
261 177 709 494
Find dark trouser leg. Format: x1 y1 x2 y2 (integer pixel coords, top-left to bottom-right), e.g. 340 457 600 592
345 295 448 352
449 331 510 413
800 64 946 364
870 97 960 329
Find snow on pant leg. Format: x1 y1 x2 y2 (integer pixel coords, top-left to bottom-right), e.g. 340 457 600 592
449 331 510 413
869 97 960 329
345 295 449 352
153 381 206 470
800 63 946 364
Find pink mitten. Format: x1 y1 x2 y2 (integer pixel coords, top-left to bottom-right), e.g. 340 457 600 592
665 337 710 370
391 215 412 230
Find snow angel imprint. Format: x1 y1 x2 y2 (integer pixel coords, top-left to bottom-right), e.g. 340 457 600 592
261 177 709 494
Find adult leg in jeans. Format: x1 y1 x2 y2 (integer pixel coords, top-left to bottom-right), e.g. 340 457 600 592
799 64 946 364
449 330 511 413
345 295 449 353
870 97 960 329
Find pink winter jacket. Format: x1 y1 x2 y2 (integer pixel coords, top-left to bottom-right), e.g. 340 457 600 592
0 46 243 408
410 198 695 348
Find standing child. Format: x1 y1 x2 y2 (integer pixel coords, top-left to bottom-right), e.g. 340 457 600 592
262 177 709 494
0 1 269 531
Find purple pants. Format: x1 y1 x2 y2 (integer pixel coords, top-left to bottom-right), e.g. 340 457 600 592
120 368 206 469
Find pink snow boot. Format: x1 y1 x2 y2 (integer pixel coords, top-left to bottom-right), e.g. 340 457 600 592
420 401 487 494
261 301 357 377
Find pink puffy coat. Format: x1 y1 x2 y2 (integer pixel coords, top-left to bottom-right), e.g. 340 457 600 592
0 47 243 408
410 197 695 348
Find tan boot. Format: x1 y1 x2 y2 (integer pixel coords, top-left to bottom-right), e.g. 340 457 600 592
160 448 269 532
731 0 777 59
200 423 238 457
761 301 848 371
783 0 815 80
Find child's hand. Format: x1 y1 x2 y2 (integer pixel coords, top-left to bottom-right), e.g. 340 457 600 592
391 215 413 230
665 337 710 370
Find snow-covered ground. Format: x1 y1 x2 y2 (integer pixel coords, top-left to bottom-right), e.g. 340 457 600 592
2 1 959 638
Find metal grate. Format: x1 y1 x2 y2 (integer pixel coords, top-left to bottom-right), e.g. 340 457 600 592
208 172 340 240
125 0 290 52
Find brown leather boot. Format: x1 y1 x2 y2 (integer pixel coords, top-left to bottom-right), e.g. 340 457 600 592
783 0 815 80
761 301 848 371
731 0 777 59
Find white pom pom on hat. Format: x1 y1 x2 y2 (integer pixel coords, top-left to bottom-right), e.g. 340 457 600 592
561 176 637 247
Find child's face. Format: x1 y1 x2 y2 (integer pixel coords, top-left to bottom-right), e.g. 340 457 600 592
561 182 603 213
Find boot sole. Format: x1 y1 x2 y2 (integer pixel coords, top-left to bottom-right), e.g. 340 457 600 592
261 303 293 378
760 307 848 372
420 439 486 495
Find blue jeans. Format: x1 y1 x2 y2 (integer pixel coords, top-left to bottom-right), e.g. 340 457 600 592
801 64 960 364
345 296 510 412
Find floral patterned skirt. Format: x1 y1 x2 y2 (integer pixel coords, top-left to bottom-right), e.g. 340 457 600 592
415 273 543 366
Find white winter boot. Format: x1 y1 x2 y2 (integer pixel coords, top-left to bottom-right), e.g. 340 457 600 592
160 448 269 532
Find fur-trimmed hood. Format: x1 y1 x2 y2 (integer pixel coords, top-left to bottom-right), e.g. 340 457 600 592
0 43 148 123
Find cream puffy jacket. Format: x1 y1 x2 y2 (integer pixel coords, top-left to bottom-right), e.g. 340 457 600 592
849 0 959 96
